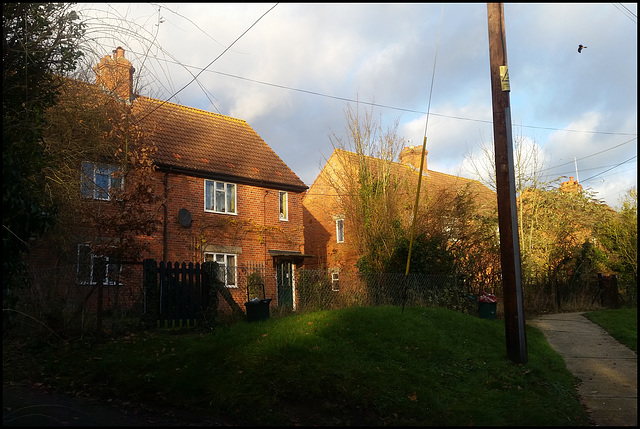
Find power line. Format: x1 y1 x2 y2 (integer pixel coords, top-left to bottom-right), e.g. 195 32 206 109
612 3 637 23
537 136 637 173
581 155 637 183
135 3 278 124
128 53 637 138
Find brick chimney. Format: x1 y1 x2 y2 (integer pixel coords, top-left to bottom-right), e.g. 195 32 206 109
93 47 135 102
559 176 583 193
399 145 427 172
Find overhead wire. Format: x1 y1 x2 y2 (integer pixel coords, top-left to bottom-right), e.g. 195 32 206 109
581 155 637 183
153 7 633 195
82 3 636 139
612 3 637 23
134 3 278 124
82 3 635 198
537 136 637 173
127 53 636 138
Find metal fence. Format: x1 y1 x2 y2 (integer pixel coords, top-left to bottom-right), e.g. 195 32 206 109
9 262 624 339
296 269 473 314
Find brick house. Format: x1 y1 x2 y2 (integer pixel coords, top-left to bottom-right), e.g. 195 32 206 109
302 146 497 282
31 47 310 314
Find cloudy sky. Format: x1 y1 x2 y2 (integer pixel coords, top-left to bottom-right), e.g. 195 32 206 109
76 3 637 209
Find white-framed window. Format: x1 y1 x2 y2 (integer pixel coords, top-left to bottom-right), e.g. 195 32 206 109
443 216 460 244
336 218 344 243
76 244 121 285
331 271 340 292
205 180 236 214
81 161 123 200
279 191 288 221
204 252 237 287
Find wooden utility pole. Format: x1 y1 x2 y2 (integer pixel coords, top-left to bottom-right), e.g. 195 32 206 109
487 3 528 364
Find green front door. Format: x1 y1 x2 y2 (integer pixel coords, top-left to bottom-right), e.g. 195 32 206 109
276 261 294 308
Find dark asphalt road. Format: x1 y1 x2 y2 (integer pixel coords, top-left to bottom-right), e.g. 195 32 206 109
3 382 231 426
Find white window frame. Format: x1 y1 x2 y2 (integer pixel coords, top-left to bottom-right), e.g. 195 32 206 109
76 244 121 285
336 218 344 243
204 180 237 214
81 161 123 200
204 252 237 288
331 271 340 292
279 191 288 221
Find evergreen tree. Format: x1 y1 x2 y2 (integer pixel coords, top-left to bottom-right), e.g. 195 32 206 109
3 3 85 293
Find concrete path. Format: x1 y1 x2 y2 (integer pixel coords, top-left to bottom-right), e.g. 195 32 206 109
528 312 637 427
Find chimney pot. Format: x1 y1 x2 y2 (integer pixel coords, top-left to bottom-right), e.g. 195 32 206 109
94 47 134 102
399 146 428 173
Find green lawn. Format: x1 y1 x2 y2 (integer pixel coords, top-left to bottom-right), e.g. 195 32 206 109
583 307 637 352
3 306 592 426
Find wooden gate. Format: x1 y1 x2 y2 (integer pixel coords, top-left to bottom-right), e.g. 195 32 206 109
143 259 217 327
143 259 246 328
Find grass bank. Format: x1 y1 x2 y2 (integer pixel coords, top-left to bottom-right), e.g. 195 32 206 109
3 306 590 426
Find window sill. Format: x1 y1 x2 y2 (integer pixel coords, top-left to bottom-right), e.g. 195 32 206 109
204 210 238 215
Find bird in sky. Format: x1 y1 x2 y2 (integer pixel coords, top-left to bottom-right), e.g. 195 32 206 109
578 44 587 53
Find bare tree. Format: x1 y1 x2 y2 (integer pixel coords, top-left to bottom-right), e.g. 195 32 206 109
324 101 407 272
463 128 548 194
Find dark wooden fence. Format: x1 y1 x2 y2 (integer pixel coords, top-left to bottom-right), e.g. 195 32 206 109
143 259 245 328
597 273 620 309
143 259 218 328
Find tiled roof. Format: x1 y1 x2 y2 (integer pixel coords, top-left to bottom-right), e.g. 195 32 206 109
132 96 307 192
327 149 496 210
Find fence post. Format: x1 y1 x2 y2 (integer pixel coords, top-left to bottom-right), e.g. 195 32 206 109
610 275 620 308
94 257 106 335
142 259 159 328
598 273 620 309
201 261 221 327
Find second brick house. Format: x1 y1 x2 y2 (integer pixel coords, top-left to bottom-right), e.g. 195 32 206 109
302 146 497 288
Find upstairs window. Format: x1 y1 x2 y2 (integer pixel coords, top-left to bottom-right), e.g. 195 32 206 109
204 252 237 287
279 191 288 221
336 218 344 243
77 244 121 285
81 161 122 200
205 180 236 214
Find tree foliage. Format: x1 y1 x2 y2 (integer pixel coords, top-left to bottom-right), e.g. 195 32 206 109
595 187 637 298
327 102 500 292
519 186 605 280
42 79 162 263
464 130 635 304
326 102 406 273
3 3 85 292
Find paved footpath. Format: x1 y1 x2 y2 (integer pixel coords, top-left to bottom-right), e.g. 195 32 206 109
528 312 637 427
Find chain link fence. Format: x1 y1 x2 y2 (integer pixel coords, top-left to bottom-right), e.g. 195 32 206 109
5 263 146 338
7 261 623 340
296 269 474 315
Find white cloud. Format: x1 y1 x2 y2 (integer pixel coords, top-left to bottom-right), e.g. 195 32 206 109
78 2 637 208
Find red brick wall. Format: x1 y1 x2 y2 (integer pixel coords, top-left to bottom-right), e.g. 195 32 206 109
26 168 306 314
302 162 360 273
146 170 306 306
